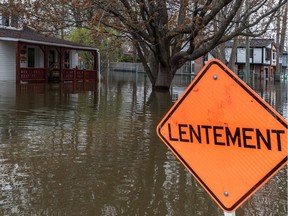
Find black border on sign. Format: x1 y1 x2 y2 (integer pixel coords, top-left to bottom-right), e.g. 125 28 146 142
157 60 288 212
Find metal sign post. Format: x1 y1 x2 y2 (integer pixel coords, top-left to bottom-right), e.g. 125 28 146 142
224 212 236 216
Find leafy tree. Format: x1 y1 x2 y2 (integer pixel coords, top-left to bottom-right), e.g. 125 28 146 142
68 27 122 71
0 0 123 72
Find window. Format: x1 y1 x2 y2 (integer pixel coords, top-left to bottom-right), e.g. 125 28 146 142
191 61 195 73
1 16 9 26
28 48 35 67
64 51 70 68
10 16 18 28
49 50 55 66
249 48 253 57
265 48 271 60
272 51 276 61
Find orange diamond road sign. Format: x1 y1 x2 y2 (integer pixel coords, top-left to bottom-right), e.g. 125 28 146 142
157 59 287 212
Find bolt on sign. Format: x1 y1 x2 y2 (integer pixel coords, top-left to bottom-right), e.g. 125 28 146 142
156 59 287 213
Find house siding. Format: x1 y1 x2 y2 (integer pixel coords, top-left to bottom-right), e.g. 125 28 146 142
253 48 262 64
70 50 78 68
237 48 246 63
0 40 16 81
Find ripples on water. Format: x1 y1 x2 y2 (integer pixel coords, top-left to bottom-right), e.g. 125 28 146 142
0 76 287 216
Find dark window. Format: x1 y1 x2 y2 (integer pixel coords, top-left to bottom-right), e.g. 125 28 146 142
28 48 35 67
272 51 276 60
265 48 271 60
249 48 253 57
10 16 19 28
64 51 70 68
49 50 55 66
2 17 9 26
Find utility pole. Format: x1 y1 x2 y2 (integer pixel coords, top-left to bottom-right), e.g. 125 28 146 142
245 35 250 84
245 0 250 84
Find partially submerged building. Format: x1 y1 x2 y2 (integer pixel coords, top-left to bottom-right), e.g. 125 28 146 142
232 39 277 79
0 22 99 83
199 39 280 80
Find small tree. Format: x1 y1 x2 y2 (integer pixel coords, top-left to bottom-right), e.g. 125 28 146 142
68 27 122 72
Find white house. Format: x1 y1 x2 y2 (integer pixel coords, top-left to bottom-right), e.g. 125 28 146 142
199 39 278 79
228 39 277 79
0 22 100 82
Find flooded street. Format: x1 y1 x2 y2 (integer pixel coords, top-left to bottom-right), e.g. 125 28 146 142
0 71 287 216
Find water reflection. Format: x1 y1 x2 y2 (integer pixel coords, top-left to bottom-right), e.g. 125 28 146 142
252 79 288 120
0 73 287 215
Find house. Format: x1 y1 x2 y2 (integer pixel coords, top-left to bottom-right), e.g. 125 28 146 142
232 39 276 79
0 24 100 83
194 39 280 80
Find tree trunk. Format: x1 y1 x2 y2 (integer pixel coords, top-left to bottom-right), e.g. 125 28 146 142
141 46 175 90
245 1 251 84
275 4 287 81
217 43 226 64
275 13 281 81
228 38 238 72
153 63 175 90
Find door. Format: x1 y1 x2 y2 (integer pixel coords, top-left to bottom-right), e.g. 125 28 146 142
28 48 35 67
49 50 55 67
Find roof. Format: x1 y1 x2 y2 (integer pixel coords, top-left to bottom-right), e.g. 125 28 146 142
226 39 275 48
0 26 98 51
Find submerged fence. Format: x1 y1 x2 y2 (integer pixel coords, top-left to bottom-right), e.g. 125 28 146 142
110 62 192 74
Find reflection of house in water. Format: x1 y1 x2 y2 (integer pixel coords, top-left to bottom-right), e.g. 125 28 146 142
171 87 186 102
253 80 288 119
0 82 17 110
16 83 100 96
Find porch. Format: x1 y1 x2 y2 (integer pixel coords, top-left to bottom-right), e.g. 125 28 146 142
16 40 99 83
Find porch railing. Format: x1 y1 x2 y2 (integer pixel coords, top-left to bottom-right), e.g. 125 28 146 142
20 68 47 81
62 69 97 82
20 68 97 82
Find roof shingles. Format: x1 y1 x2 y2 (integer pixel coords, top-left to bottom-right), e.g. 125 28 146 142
0 26 96 50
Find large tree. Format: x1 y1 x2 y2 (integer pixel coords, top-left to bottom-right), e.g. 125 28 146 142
1 0 287 89
89 0 286 89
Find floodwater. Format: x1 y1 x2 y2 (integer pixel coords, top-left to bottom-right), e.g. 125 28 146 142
0 71 287 216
